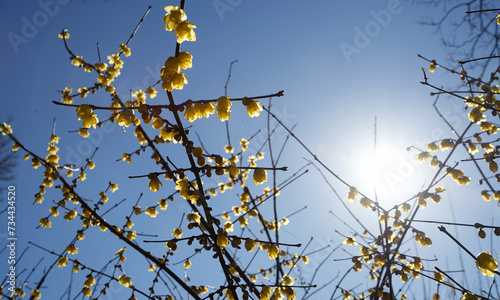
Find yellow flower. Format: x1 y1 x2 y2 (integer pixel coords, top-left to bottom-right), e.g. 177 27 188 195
217 234 229 248
58 256 68 267
427 142 439 151
163 5 187 31
161 72 187 91
416 151 431 162
31 289 41 299
84 274 96 287
342 236 358 245
184 260 192 269
184 104 197 122
66 245 78 255
146 86 157 99
302 255 310 264
240 138 249 151
158 199 168 210
347 186 358 202
76 104 99 129
282 274 294 286
225 289 236 300
285 287 296 300
242 97 263 117
163 56 181 75
49 206 59 217
175 21 197 43
60 86 73 103
476 251 498 277
78 128 89 138
119 44 131 57
253 168 267 185
178 51 193 69
440 139 455 150
187 212 201 223
78 172 86 181
202 102 215 117
39 218 52 228
434 271 443 283
107 53 123 68
118 275 132 287
145 207 158 217
268 244 279 259
172 227 183 238
359 197 371 208
1 122 13 135
46 154 59 164
245 239 255 252
125 219 134 229
71 55 83 67
58 30 70 39
148 175 162 192
110 182 118 192
82 287 92 296
224 145 234 154
260 286 272 300
132 89 147 104
63 210 77 221
216 96 231 121
228 164 240 178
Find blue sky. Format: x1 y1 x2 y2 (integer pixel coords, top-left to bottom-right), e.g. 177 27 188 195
1 0 499 299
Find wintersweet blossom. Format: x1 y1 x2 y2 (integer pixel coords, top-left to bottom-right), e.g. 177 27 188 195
242 97 263 117
476 251 498 277
163 5 187 31
175 21 196 43
216 96 231 121
76 104 98 129
253 168 267 184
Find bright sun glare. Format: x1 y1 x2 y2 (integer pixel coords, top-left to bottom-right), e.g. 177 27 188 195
354 144 415 204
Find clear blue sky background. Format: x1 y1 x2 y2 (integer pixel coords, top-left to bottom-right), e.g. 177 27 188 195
1 0 498 299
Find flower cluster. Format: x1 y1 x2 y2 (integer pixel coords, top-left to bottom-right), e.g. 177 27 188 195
76 104 99 129
163 5 196 43
161 51 193 92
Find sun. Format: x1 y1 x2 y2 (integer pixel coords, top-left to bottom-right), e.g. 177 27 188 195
352 144 409 203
